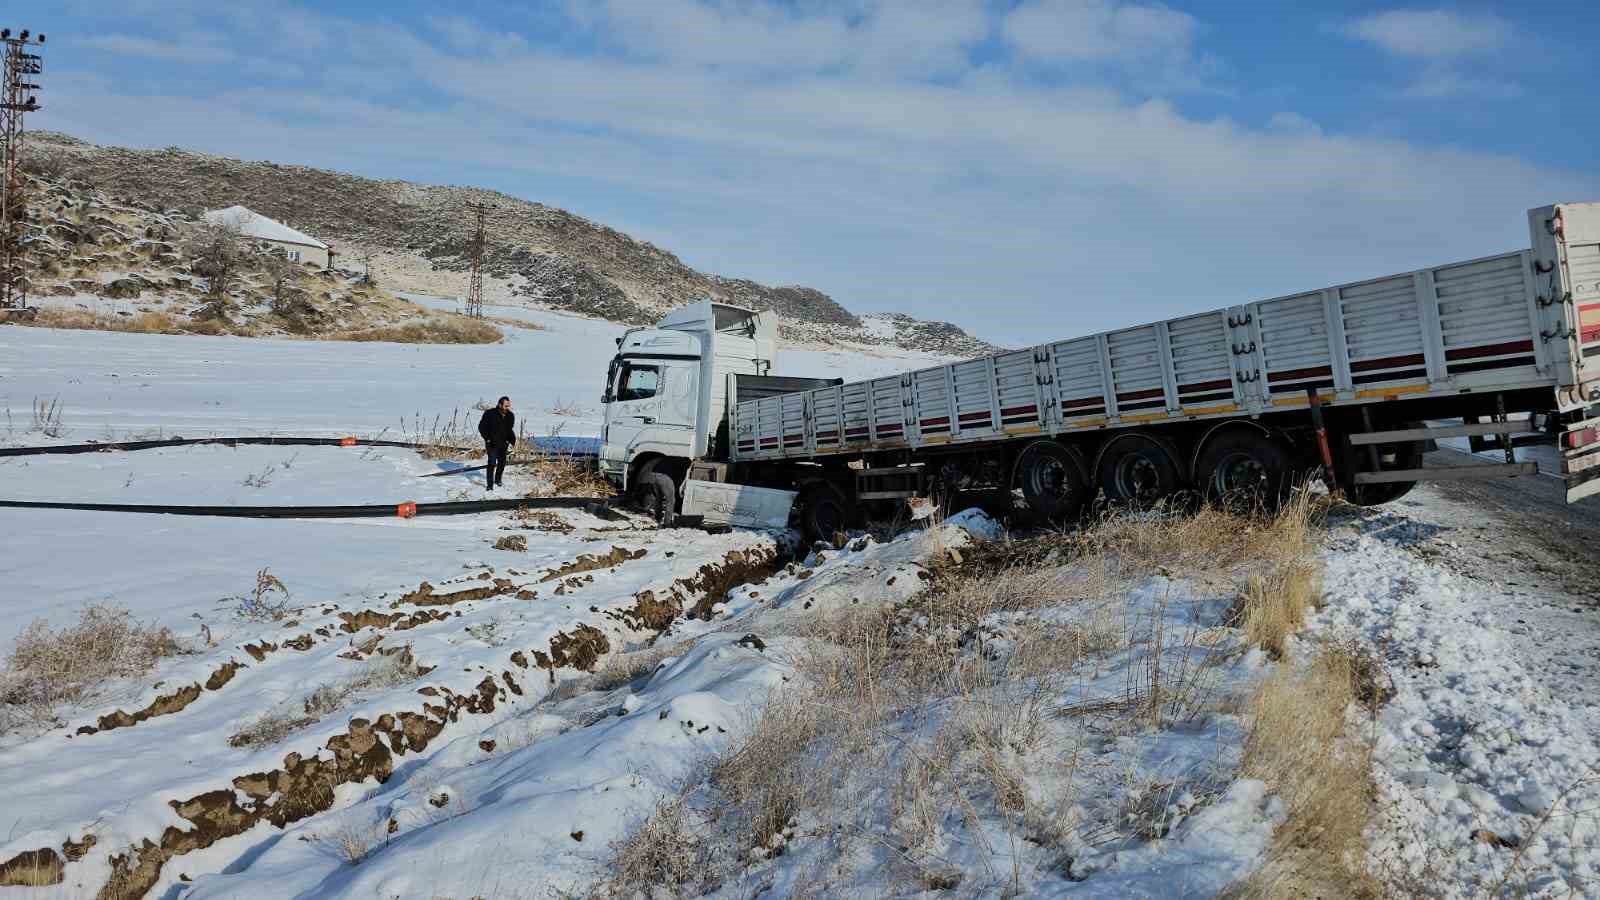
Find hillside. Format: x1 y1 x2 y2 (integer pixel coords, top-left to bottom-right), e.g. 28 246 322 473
24 133 996 356
8 167 502 342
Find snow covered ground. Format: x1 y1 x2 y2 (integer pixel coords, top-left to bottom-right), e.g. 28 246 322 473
3 317 1599 899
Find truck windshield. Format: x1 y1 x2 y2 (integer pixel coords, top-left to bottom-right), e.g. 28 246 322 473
618 364 660 401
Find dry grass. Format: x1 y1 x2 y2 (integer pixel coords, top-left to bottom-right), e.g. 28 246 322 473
594 790 719 899
0 604 183 734
27 307 185 335
1231 560 1321 660
1228 643 1381 899
398 409 478 460
228 649 421 748
546 398 585 417
312 818 388 866
328 313 502 344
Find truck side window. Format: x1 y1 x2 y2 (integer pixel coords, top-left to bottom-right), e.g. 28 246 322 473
619 364 660 401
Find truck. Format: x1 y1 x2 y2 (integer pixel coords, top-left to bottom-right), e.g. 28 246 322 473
599 202 1600 539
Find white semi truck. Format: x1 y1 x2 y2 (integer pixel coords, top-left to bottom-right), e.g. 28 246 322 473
599 202 1600 538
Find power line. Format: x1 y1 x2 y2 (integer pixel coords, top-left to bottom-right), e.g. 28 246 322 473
0 27 45 314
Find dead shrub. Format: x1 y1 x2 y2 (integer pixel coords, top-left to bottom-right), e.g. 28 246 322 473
329 314 502 344
1230 644 1378 899
546 398 584 417
0 604 182 733
596 791 719 899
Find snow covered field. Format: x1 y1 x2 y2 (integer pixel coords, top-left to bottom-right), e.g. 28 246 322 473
2 317 1598 899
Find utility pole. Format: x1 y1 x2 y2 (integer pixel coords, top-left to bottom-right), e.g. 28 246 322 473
465 202 489 319
0 27 44 315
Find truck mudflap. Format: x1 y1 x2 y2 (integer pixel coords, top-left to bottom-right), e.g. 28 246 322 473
1562 414 1600 502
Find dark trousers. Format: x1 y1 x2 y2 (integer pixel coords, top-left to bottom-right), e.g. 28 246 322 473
486 443 508 487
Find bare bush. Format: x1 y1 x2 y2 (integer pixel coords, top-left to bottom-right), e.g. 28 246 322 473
183 220 246 311
546 398 584 417
595 791 720 899
1 604 183 734
229 567 291 622
31 395 65 437
20 149 71 181
262 252 303 314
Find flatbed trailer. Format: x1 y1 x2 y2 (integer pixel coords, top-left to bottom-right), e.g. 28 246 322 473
601 203 1600 538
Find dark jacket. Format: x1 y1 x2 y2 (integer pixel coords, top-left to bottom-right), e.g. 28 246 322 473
478 407 516 447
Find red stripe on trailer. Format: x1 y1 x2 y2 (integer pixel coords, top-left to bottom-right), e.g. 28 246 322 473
815 430 839 439
844 427 870 437
1116 388 1164 402
1445 340 1536 361
1580 303 1600 313
1177 379 1231 393
878 425 903 434
920 417 950 427
1061 396 1105 410
1584 325 1600 343
1268 365 1333 383
1351 353 1426 372
957 411 992 422
1000 404 1038 416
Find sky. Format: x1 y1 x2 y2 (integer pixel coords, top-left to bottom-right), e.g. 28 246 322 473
25 1 1600 345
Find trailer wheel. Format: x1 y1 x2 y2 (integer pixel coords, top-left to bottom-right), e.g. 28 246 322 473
1096 434 1182 506
1339 421 1424 506
799 481 852 544
1013 441 1088 524
1195 428 1292 509
639 471 677 527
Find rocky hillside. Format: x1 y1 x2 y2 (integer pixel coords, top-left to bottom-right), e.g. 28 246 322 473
24 133 995 355
9 168 497 342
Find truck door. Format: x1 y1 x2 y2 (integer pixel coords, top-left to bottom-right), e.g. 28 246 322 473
605 360 664 461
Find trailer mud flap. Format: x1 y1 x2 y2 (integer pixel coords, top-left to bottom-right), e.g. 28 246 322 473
1561 415 1600 502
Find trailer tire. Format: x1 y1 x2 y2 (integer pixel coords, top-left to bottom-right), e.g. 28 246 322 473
639 471 677 527
1014 441 1089 524
799 481 853 544
1095 434 1183 506
1195 428 1293 509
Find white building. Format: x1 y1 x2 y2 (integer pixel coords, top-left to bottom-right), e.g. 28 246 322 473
201 205 332 268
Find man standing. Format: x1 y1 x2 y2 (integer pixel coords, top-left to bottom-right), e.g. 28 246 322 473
477 396 516 491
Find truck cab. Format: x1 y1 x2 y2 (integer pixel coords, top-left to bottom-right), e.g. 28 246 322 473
599 300 777 492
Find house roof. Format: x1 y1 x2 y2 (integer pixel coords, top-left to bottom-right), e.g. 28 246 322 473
201 205 329 250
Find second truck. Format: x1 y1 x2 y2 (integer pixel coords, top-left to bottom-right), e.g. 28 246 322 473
599 202 1600 539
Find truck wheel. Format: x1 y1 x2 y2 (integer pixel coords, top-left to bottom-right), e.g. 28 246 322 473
639 471 677 527
1339 422 1423 506
1013 441 1088 524
799 481 852 544
1195 429 1292 510
1096 434 1182 506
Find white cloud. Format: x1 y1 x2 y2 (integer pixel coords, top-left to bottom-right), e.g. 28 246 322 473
566 0 986 74
1343 9 1509 60
1401 68 1522 100
77 33 235 64
1001 0 1197 63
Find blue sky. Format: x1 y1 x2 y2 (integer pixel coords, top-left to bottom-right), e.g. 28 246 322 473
28 1 1600 345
